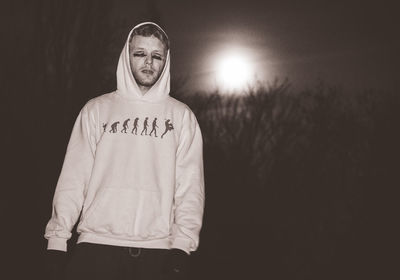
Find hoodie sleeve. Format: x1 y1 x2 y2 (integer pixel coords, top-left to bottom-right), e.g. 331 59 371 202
44 103 97 251
171 108 205 254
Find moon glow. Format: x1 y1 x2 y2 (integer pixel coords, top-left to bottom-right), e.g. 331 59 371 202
216 53 253 91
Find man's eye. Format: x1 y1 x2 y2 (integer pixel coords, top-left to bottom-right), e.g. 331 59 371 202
133 53 145 57
152 55 162 60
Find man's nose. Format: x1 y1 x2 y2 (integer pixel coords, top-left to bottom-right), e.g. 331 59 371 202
145 55 152 65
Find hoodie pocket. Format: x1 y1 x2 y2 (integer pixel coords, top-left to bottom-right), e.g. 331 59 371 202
82 187 169 239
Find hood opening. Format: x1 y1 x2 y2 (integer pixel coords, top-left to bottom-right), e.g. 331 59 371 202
116 22 171 102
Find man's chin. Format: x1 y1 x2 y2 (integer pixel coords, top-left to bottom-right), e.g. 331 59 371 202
137 78 157 88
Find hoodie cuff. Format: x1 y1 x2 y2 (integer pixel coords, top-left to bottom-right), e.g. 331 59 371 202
47 237 68 252
171 238 192 255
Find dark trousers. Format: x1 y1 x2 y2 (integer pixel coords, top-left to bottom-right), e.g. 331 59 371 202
64 242 170 280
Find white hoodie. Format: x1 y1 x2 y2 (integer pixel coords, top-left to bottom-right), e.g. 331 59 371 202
44 22 205 254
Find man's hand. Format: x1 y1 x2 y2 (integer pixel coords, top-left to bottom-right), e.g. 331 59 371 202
164 249 190 279
44 250 67 280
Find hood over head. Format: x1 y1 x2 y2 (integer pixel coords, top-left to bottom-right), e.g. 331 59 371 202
116 22 170 102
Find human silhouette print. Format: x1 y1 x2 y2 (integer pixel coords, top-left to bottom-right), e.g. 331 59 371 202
141 117 149 135
121 118 130 133
102 123 107 132
131 117 139 135
149 118 158 137
161 119 174 138
109 121 120 133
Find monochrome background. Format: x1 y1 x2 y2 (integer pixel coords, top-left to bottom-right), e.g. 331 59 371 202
2 0 398 279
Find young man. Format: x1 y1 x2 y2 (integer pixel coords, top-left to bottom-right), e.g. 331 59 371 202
44 22 205 280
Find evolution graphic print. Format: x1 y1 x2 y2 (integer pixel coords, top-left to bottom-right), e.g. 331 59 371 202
109 121 120 133
103 117 174 139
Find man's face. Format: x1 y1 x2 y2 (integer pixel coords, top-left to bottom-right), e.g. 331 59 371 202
129 35 167 92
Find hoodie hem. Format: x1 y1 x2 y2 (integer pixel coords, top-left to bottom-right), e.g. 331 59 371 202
78 233 172 249
171 237 193 254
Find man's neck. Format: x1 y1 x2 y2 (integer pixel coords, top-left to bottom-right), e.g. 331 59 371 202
138 85 149 95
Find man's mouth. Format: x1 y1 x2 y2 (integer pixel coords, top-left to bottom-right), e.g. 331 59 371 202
141 69 154 75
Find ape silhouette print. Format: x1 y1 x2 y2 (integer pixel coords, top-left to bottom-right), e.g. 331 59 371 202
131 118 139 135
121 119 130 133
105 117 173 139
109 121 120 133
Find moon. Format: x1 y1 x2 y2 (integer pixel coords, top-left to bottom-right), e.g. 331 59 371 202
216 52 253 91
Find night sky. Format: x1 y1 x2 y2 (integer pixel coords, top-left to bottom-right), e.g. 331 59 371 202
113 0 398 92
